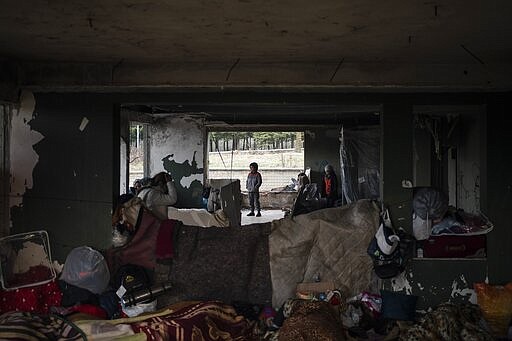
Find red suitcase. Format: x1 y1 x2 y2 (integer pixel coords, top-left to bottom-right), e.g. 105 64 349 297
422 235 486 258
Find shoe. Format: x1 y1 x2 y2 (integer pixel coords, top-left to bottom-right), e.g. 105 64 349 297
247 212 255 216
256 212 261 217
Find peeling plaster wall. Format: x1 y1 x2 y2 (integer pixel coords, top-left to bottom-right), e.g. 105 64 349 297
387 259 487 310
9 91 44 210
149 116 204 208
9 93 114 262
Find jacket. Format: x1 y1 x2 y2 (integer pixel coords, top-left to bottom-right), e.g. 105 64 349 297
321 173 339 199
246 171 262 192
138 181 177 220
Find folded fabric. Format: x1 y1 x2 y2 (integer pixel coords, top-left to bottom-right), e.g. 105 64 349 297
432 211 493 236
168 207 230 227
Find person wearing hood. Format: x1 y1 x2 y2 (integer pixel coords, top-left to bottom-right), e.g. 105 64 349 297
137 171 177 220
320 164 339 208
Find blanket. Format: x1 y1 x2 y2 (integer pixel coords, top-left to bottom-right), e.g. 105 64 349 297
0 311 86 340
76 301 255 341
106 210 161 273
129 301 254 341
168 223 272 306
270 199 380 307
400 302 493 340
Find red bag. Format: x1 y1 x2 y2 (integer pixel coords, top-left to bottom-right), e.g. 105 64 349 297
423 235 486 258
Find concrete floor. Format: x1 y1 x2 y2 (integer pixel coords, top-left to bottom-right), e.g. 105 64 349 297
241 208 286 226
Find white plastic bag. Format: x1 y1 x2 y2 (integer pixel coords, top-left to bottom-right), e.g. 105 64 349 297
60 246 110 294
122 299 157 317
412 212 431 240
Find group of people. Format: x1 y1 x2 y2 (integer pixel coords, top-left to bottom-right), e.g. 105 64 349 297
245 162 341 219
290 164 340 216
120 162 338 222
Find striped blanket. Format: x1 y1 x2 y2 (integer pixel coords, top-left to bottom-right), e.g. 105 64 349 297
0 312 85 340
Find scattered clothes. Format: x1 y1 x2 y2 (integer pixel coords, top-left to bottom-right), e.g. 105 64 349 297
279 300 345 341
400 302 493 340
431 210 493 236
106 209 161 274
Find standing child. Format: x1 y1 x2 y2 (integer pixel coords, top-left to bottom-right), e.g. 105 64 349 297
246 162 262 217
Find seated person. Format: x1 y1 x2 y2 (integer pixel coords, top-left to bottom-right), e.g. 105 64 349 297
137 172 177 220
291 173 321 217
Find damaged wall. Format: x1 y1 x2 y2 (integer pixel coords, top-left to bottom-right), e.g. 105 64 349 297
304 127 341 186
149 116 204 208
9 93 114 262
388 259 487 310
455 111 484 213
9 91 44 210
2 91 511 309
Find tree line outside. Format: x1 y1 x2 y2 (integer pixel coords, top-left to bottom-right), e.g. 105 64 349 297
209 132 304 152
129 128 304 153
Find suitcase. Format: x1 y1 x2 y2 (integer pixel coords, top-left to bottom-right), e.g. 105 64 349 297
422 234 486 258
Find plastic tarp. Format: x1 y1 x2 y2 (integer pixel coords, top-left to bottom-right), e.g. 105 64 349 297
269 199 381 307
339 127 380 204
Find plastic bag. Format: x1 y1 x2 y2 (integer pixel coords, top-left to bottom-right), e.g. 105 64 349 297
122 299 157 317
412 212 431 240
60 246 110 294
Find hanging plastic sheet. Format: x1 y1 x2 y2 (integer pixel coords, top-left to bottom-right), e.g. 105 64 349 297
339 126 380 204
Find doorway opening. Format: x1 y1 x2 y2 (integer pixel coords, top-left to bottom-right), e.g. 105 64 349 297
128 122 149 192
207 131 305 191
207 131 304 222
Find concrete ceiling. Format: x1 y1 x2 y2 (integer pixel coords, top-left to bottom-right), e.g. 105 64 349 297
1 1 512 90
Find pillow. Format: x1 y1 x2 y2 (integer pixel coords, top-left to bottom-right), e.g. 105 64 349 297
413 187 448 220
380 290 418 321
474 282 512 338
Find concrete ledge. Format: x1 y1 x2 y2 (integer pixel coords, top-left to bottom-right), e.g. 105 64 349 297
242 191 296 209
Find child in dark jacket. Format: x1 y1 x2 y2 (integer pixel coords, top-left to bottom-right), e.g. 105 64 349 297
246 162 263 216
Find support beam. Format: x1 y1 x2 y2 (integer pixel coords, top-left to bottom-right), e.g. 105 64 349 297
381 103 413 231
18 61 512 92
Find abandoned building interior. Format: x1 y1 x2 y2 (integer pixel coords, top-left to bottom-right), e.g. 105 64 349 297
0 1 512 340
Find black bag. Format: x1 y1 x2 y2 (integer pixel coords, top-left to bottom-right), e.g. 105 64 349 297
367 227 415 279
367 239 404 279
112 264 152 293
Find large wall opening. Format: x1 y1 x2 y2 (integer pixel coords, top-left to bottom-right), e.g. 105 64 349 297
207 131 305 192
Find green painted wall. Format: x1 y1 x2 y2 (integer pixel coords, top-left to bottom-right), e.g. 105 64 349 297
4 91 511 302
